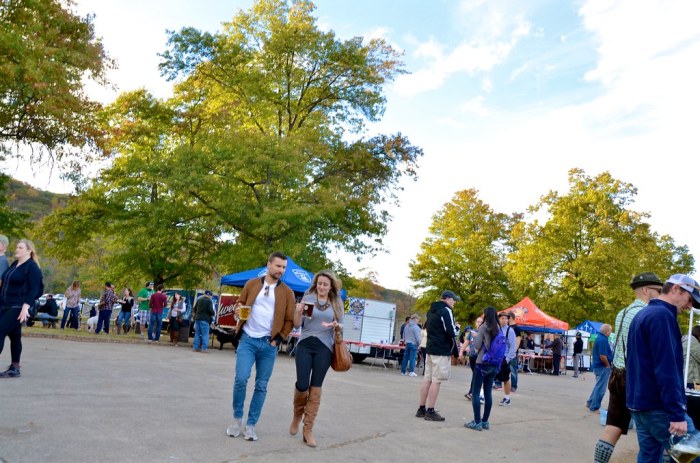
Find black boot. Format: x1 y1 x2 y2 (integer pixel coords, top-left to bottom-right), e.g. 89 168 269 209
0 365 21 378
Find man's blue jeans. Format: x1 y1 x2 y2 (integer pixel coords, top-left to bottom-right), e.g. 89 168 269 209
193 320 210 351
148 312 162 341
630 410 699 463
586 366 611 412
61 306 79 329
509 357 518 390
401 342 418 374
95 310 112 334
232 332 278 426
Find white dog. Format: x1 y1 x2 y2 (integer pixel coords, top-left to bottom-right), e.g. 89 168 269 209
86 315 99 333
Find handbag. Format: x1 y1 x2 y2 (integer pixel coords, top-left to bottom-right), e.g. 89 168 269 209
331 327 352 372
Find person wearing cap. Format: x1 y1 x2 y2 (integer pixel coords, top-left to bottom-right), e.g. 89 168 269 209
415 290 460 422
593 271 663 463
496 311 517 406
95 282 117 335
0 234 9 277
137 282 154 337
626 274 700 462
192 290 215 352
401 314 422 377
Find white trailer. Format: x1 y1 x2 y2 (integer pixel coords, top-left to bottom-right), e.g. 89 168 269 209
343 297 396 363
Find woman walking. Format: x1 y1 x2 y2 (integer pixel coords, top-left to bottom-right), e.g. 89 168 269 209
61 280 81 330
465 306 500 430
0 239 43 378
116 288 134 334
289 270 343 447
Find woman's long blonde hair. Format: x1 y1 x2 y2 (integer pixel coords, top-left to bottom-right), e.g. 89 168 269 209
71 280 81 291
308 269 343 321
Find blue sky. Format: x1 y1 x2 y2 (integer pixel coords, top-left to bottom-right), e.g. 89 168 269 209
9 0 700 292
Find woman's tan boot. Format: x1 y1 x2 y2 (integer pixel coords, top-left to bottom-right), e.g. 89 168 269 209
289 387 309 435
303 387 322 447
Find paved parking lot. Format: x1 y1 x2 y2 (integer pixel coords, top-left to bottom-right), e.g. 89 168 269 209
0 336 638 462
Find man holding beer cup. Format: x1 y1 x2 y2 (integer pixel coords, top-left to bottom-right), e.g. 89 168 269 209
226 251 296 442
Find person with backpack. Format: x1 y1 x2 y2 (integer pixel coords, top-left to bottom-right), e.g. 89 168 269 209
466 306 504 431
496 312 517 406
0 239 43 378
415 290 460 422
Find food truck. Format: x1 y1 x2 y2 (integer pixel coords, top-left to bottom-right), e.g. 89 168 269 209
343 297 397 363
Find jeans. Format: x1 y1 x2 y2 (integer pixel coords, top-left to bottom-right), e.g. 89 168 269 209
472 363 498 423
61 306 79 329
232 332 278 426
294 336 332 390
95 309 112 334
586 366 611 411
509 357 518 389
148 312 162 341
401 342 418 374
193 320 210 351
0 306 22 363
117 311 131 328
573 353 582 377
630 410 699 463
552 353 562 375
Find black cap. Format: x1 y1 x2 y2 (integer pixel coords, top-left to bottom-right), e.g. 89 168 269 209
441 290 461 301
630 272 663 289
147 281 154 286
576 332 582 337
204 290 213 296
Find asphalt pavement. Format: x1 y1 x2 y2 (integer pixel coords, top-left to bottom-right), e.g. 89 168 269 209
0 336 639 462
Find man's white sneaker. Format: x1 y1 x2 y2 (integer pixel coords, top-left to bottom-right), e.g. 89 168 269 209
408 372 418 377
226 418 242 437
244 425 257 441
499 398 511 406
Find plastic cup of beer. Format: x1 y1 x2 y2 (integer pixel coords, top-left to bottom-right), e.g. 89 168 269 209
238 305 251 321
301 296 314 319
669 432 700 463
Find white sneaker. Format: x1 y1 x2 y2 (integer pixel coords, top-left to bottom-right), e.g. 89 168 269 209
499 397 511 406
226 418 242 437
244 425 257 441
400 372 407 376
408 372 418 377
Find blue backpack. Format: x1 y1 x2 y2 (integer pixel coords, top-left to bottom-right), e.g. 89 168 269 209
482 327 509 366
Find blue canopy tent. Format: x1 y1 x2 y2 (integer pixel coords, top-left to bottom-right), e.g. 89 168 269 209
575 320 604 336
220 258 346 298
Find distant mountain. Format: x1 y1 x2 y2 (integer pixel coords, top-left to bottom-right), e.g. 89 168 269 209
5 177 69 221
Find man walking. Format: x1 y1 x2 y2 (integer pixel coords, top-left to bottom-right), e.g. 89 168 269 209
227 252 295 442
497 312 517 406
572 332 583 378
148 284 167 343
626 274 700 461
593 272 662 463
507 312 521 391
415 290 459 422
192 290 215 353
95 282 117 334
586 324 612 412
401 314 421 377
137 282 154 337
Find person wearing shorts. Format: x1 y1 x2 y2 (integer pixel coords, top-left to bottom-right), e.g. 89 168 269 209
137 282 154 337
415 290 460 422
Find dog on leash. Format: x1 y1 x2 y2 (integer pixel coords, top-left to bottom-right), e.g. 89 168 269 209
211 325 236 350
86 315 99 333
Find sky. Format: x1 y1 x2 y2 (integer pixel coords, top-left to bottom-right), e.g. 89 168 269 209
7 0 700 293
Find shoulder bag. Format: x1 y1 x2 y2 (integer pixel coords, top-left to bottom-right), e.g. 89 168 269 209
331 310 352 372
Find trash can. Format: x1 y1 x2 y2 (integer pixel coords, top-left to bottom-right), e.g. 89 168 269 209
179 320 190 345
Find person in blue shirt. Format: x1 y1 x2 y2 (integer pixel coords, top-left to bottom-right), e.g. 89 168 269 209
586 323 613 412
626 274 700 462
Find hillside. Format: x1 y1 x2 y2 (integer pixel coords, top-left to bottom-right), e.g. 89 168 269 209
5 177 69 221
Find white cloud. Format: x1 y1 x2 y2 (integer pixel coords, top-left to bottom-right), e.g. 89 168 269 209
459 96 490 116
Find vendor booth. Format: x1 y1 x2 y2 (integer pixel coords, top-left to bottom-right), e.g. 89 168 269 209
575 320 603 336
501 297 569 374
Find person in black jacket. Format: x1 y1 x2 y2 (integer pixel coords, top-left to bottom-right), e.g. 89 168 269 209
573 332 583 378
0 239 43 378
415 290 460 422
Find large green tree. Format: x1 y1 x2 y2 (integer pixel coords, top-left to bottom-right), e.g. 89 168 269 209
39 0 421 286
410 189 519 322
505 168 693 324
0 0 110 165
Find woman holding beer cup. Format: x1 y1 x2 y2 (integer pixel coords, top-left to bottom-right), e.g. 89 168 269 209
289 270 343 447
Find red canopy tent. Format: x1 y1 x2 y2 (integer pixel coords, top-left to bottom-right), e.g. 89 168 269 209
500 297 569 333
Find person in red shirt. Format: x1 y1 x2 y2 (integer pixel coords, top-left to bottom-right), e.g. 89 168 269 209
148 284 168 343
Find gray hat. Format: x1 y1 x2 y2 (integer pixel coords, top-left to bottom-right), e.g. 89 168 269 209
666 274 700 309
630 272 663 289
441 290 461 301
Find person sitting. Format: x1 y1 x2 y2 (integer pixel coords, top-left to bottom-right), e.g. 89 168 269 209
682 325 700 388
35 294 59 328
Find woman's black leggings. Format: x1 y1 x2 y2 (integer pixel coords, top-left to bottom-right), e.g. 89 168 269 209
0 306 23 364
294 336 332 391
